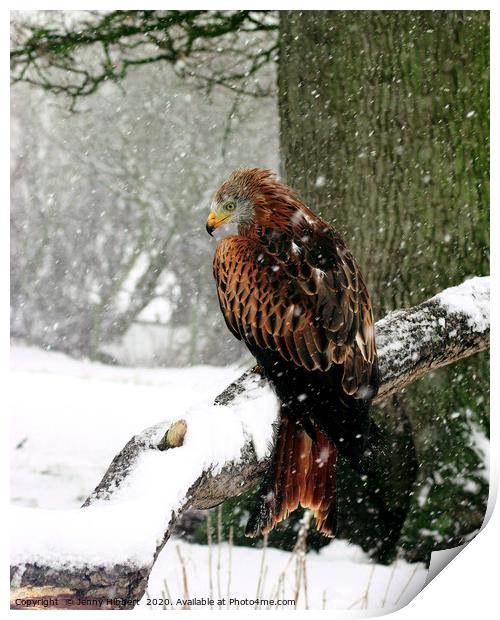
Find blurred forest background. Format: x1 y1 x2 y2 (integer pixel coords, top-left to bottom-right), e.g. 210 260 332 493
10 11 489 563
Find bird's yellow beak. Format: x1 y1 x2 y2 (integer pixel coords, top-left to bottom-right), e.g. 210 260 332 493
206 211 229 236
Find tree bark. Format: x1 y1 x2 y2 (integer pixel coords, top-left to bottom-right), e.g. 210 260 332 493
10 277 489 609
278 11 489 313
278 11 489 559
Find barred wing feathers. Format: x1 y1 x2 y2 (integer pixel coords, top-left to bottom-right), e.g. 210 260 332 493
213 225 377 398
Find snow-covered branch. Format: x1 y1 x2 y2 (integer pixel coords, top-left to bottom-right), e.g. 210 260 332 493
10 277 489 609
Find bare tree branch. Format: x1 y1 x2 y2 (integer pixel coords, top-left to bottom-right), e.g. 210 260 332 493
10 277 489 609
10 10 279 108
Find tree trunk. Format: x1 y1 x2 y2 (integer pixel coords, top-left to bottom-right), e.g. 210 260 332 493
278 10 489 559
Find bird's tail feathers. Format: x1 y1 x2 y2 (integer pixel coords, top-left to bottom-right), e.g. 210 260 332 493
245 413 337 538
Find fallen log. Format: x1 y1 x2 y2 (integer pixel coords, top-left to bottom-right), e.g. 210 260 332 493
10 276 490 609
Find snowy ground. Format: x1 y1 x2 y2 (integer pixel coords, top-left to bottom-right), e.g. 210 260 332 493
10 344 239 509
10 344 428 610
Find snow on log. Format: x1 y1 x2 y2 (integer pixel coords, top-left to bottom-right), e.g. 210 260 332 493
372 275 490 401
10 276 489 609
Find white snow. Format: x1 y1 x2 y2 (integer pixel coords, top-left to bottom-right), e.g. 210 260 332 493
376 277 489 364
291 209 316 227
10 344 244 509
469 422 490 482
11 344 277 570
143 539 427 611
433 276 490 333
10 343 428 609
11 502 159 570
11 385 275 571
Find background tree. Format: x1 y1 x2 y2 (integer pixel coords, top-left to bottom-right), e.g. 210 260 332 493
278 10 489 560
11 31 278 363
10 10 278 107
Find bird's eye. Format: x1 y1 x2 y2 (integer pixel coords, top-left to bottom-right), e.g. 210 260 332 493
226 202 236 211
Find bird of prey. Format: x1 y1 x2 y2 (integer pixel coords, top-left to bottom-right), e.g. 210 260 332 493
206 168 379 538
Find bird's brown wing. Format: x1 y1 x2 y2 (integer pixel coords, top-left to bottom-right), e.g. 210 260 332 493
213 229 377 397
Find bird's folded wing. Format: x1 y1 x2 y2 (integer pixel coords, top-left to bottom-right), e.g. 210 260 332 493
213 230 377 396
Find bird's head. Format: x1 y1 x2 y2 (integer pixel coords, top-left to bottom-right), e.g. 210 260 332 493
206 168 302 236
